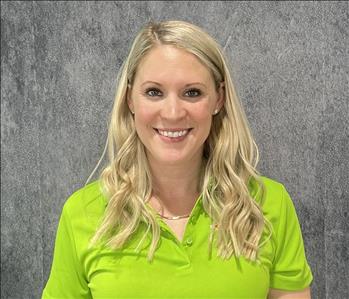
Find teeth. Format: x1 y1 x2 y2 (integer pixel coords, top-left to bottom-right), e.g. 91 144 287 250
158 129 189 138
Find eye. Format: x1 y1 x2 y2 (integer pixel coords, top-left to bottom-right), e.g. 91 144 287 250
145 88 162 97
144 88 202 98
185 89 201 97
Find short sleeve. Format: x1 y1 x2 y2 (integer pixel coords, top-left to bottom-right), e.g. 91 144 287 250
269 185 313 290
41 204 92 299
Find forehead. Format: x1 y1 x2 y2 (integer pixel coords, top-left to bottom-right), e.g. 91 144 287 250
134 45 213 84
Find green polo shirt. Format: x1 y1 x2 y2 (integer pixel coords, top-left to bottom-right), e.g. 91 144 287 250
42 176 313 299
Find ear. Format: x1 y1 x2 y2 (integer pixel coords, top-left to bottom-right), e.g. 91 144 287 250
215 81 225 111
127 84 134 113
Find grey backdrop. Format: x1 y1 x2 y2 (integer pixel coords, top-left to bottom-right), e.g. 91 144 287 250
1 1 348 299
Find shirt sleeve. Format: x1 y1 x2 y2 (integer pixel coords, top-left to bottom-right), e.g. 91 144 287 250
41 204 92 299
269 185 313 290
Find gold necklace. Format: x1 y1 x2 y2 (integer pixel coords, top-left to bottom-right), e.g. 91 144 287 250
158 213 190 220
152 195 191 220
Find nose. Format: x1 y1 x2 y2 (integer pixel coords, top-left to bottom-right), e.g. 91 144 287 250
159 93 186 120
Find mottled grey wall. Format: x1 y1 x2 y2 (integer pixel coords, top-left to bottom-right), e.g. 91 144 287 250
1 1 348 298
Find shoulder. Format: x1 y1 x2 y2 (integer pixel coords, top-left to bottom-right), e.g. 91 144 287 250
62 179 107 222
249 175 285 202
55 180 109 261
251 175 291 221
260 175 285 197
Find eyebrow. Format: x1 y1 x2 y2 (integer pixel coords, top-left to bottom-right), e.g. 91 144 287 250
141 81 206 87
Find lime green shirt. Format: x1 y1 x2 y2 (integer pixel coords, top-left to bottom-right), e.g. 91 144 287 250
42 176 313 299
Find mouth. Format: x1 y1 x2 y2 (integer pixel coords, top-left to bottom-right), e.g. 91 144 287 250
153 128 193 139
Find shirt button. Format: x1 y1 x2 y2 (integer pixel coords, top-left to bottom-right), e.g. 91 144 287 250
185 237 193 246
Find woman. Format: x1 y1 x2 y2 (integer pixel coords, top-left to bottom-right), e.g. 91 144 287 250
42 20 313 299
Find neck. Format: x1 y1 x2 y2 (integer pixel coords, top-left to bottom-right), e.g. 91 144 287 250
147 153 204 216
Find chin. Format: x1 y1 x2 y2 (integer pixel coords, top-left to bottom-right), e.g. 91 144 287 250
152 152 190 165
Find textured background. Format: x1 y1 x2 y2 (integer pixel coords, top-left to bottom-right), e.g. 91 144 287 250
1 1 348 298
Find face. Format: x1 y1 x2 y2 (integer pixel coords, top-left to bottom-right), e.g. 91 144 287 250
127 45 224 166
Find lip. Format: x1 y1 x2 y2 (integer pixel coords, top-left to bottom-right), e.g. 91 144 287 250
154 128 192 131
153 128 192 143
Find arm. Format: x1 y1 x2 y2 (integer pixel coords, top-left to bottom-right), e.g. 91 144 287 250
268 286 311 299
268 185 313 297
42 205 92 299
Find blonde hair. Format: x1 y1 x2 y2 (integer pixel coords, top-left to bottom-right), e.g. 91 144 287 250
86 20 272 263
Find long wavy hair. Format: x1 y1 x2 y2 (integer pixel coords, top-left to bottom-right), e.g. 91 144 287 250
86 20 272 263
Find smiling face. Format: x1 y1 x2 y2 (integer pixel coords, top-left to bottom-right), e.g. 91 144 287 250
127 44 224 166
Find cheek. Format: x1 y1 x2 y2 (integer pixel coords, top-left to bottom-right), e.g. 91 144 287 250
134 105 157 130
193 104 213 124
192 105 214 138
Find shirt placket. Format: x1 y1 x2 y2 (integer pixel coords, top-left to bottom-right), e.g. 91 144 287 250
146 195 203 268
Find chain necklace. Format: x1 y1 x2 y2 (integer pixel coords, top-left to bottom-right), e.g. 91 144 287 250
158 213 191 220
152 195 191 220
